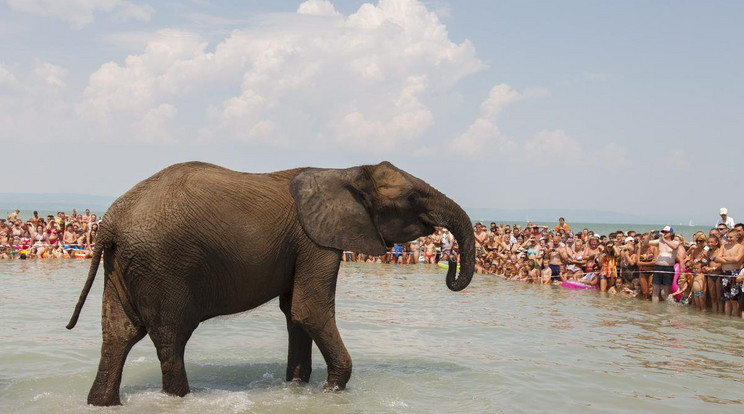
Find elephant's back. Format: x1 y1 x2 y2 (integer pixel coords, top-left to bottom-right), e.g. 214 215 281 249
105 162 302 225
101 161 305 263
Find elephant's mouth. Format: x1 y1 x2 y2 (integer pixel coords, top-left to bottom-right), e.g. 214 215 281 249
420 217 436 235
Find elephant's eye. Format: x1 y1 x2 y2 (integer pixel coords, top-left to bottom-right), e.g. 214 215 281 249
406 192 420 206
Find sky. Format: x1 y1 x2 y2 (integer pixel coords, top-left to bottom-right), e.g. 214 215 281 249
0 0 742 224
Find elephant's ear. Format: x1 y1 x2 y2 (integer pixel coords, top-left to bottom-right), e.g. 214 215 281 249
290 167 388 255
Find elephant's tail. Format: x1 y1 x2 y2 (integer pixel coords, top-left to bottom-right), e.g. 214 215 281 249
66 242 105 329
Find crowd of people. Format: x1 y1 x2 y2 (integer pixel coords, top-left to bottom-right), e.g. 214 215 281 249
345 213 744 319
4 207 743 318
0 209 99 259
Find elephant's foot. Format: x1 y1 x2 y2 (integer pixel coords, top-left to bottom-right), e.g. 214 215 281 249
87 383 122 406
323 365 351 391
162 377 190 397
322 380 346 392
286 363 312 383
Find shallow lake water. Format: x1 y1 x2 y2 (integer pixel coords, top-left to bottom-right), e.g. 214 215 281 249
1 260 742 413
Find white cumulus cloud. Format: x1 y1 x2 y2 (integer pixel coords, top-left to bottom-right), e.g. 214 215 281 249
297 0 340 16
451 84 524 156
77 0 483 147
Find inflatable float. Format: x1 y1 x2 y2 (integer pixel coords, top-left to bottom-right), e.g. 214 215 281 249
561 280 597 290
672 263 682 301
437 261 460 270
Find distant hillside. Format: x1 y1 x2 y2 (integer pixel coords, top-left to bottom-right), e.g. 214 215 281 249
0 193 115 213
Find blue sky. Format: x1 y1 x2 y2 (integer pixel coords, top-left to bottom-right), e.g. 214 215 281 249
0 0 741 224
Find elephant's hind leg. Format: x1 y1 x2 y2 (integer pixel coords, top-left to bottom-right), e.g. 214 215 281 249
280 291 313 382
149 325 195 397
88 280 146 406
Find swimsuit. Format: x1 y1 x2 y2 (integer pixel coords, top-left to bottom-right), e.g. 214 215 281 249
639 252 655 263
549 264 560 280
721 269 742 301
652 265 675 286
621 265 638 282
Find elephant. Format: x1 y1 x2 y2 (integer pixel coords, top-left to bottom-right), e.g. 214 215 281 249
66 161 475 406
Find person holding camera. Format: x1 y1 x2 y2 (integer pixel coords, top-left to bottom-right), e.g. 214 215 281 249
620 237 638 283
644 226 681 303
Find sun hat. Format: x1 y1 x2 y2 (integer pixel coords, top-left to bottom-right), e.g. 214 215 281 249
625 236 634 243
661 226 674 233
720 207 728 215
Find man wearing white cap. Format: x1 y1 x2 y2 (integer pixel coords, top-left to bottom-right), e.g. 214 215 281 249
716 208 735 229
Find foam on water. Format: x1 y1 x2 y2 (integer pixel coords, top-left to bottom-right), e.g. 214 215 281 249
1 260 742 413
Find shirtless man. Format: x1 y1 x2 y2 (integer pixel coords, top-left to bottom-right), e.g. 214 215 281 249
62 224 77 250
431 228 443 262
7 209 19 222
75 228 87 247
546 234 566 282
715 229 744 316
423 237 437 264
583 237 602 269
29 211 42 228
645 226 681 303
474 223 488 256
735 223 744 245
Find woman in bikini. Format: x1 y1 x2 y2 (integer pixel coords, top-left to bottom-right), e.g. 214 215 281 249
637 233 658 301
45 222 60 248
485 233 500 254
565 238 586 280
703 235 723 313
686 233 708 266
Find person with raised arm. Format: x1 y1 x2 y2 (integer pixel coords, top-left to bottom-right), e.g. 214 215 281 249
644 226 680 303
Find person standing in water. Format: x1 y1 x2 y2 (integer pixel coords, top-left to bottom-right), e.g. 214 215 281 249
644 226 681 303
716 229 744 317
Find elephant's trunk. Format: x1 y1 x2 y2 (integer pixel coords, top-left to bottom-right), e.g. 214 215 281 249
431 194 475 291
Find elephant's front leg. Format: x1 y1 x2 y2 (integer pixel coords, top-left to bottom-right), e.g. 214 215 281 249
291 249 352 390
280 291 313 382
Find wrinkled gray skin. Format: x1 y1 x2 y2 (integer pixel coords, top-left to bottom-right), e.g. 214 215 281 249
67 161 475 406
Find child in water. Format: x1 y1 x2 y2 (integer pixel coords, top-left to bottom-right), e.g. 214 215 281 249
670 268 692 304
690 261 707 311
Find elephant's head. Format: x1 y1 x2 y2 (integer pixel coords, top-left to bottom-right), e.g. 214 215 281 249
290 161 475 291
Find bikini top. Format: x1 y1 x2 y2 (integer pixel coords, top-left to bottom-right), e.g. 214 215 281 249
639 252 655 263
